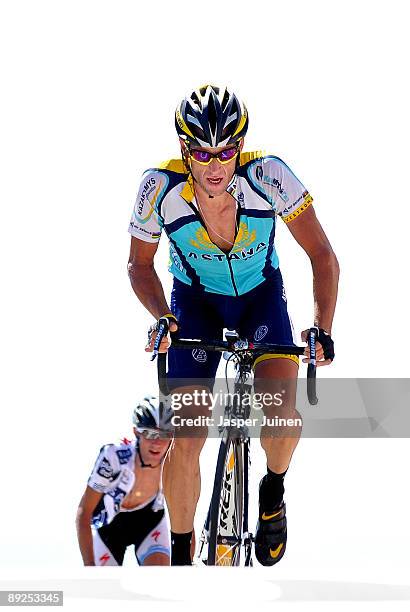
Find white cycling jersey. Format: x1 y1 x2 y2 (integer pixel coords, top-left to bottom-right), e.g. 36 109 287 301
88 439 164 529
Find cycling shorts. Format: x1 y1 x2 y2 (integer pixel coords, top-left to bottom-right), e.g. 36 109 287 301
92 499 170 566
167 268 298 388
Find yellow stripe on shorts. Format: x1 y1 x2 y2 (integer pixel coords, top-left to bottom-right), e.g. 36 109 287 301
253 353 300 368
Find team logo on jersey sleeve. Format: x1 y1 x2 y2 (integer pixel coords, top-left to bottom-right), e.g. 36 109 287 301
281 191 313 223
247 162 289 203
97 457 114 479
116 448 132 464
135 173 169 224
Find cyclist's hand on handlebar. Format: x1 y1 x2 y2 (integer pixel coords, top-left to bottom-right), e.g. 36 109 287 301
145 314 178 354
301 328 335 367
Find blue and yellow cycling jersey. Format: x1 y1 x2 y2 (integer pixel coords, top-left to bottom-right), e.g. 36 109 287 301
128 152 313 296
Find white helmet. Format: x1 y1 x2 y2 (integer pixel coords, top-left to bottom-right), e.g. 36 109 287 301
133 395 174 434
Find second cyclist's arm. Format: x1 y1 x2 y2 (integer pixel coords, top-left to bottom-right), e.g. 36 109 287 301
75 486 104 566
127 237 172 320
286 205 340 333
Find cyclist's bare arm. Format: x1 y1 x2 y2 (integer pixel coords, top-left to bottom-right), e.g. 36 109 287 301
76 486 103 566
128 237 170 318
127 237 178 350
286 205 339 362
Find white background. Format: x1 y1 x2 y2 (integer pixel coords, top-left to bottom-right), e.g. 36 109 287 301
1 0 409 610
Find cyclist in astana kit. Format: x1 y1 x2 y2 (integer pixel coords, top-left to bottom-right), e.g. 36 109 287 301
76 397 174 566
128 85 339 566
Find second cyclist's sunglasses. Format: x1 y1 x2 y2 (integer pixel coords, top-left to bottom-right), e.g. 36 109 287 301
187 141 241 166
137 428 174 440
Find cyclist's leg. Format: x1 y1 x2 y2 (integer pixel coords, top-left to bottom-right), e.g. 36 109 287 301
254 357 301 473
163 384 211 533
92 527 125 566
240 270 302 471
135 512 171 566
241 271 301 565
93 511 137 566
252 357 300 566
164 280 222 563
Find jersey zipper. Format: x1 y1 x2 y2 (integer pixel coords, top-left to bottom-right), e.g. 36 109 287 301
226 199 241 296
185 190 241 296
226 254 239 296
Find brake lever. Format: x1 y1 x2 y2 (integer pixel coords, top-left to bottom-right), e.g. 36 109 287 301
307 326 318 405
150 316 171 361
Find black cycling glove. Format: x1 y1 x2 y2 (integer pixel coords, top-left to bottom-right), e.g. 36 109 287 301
317 328 335 361
160 313 178 326
147 313 178 343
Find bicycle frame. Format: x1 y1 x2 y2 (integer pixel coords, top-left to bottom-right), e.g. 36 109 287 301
155 325 318 566
206 347 255 565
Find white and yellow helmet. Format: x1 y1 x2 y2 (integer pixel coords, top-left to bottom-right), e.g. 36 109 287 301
175 84 249 148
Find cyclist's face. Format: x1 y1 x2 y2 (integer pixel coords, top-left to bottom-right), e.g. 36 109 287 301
135 431 171 461
182 139 244 198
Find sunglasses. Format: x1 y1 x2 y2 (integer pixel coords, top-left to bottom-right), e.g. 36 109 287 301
187 143 240 166
137 428 173 440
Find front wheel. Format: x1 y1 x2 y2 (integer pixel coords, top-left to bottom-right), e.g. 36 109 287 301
207 431 245 566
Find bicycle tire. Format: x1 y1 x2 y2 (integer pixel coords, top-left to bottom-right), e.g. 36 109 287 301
207 431 244 566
